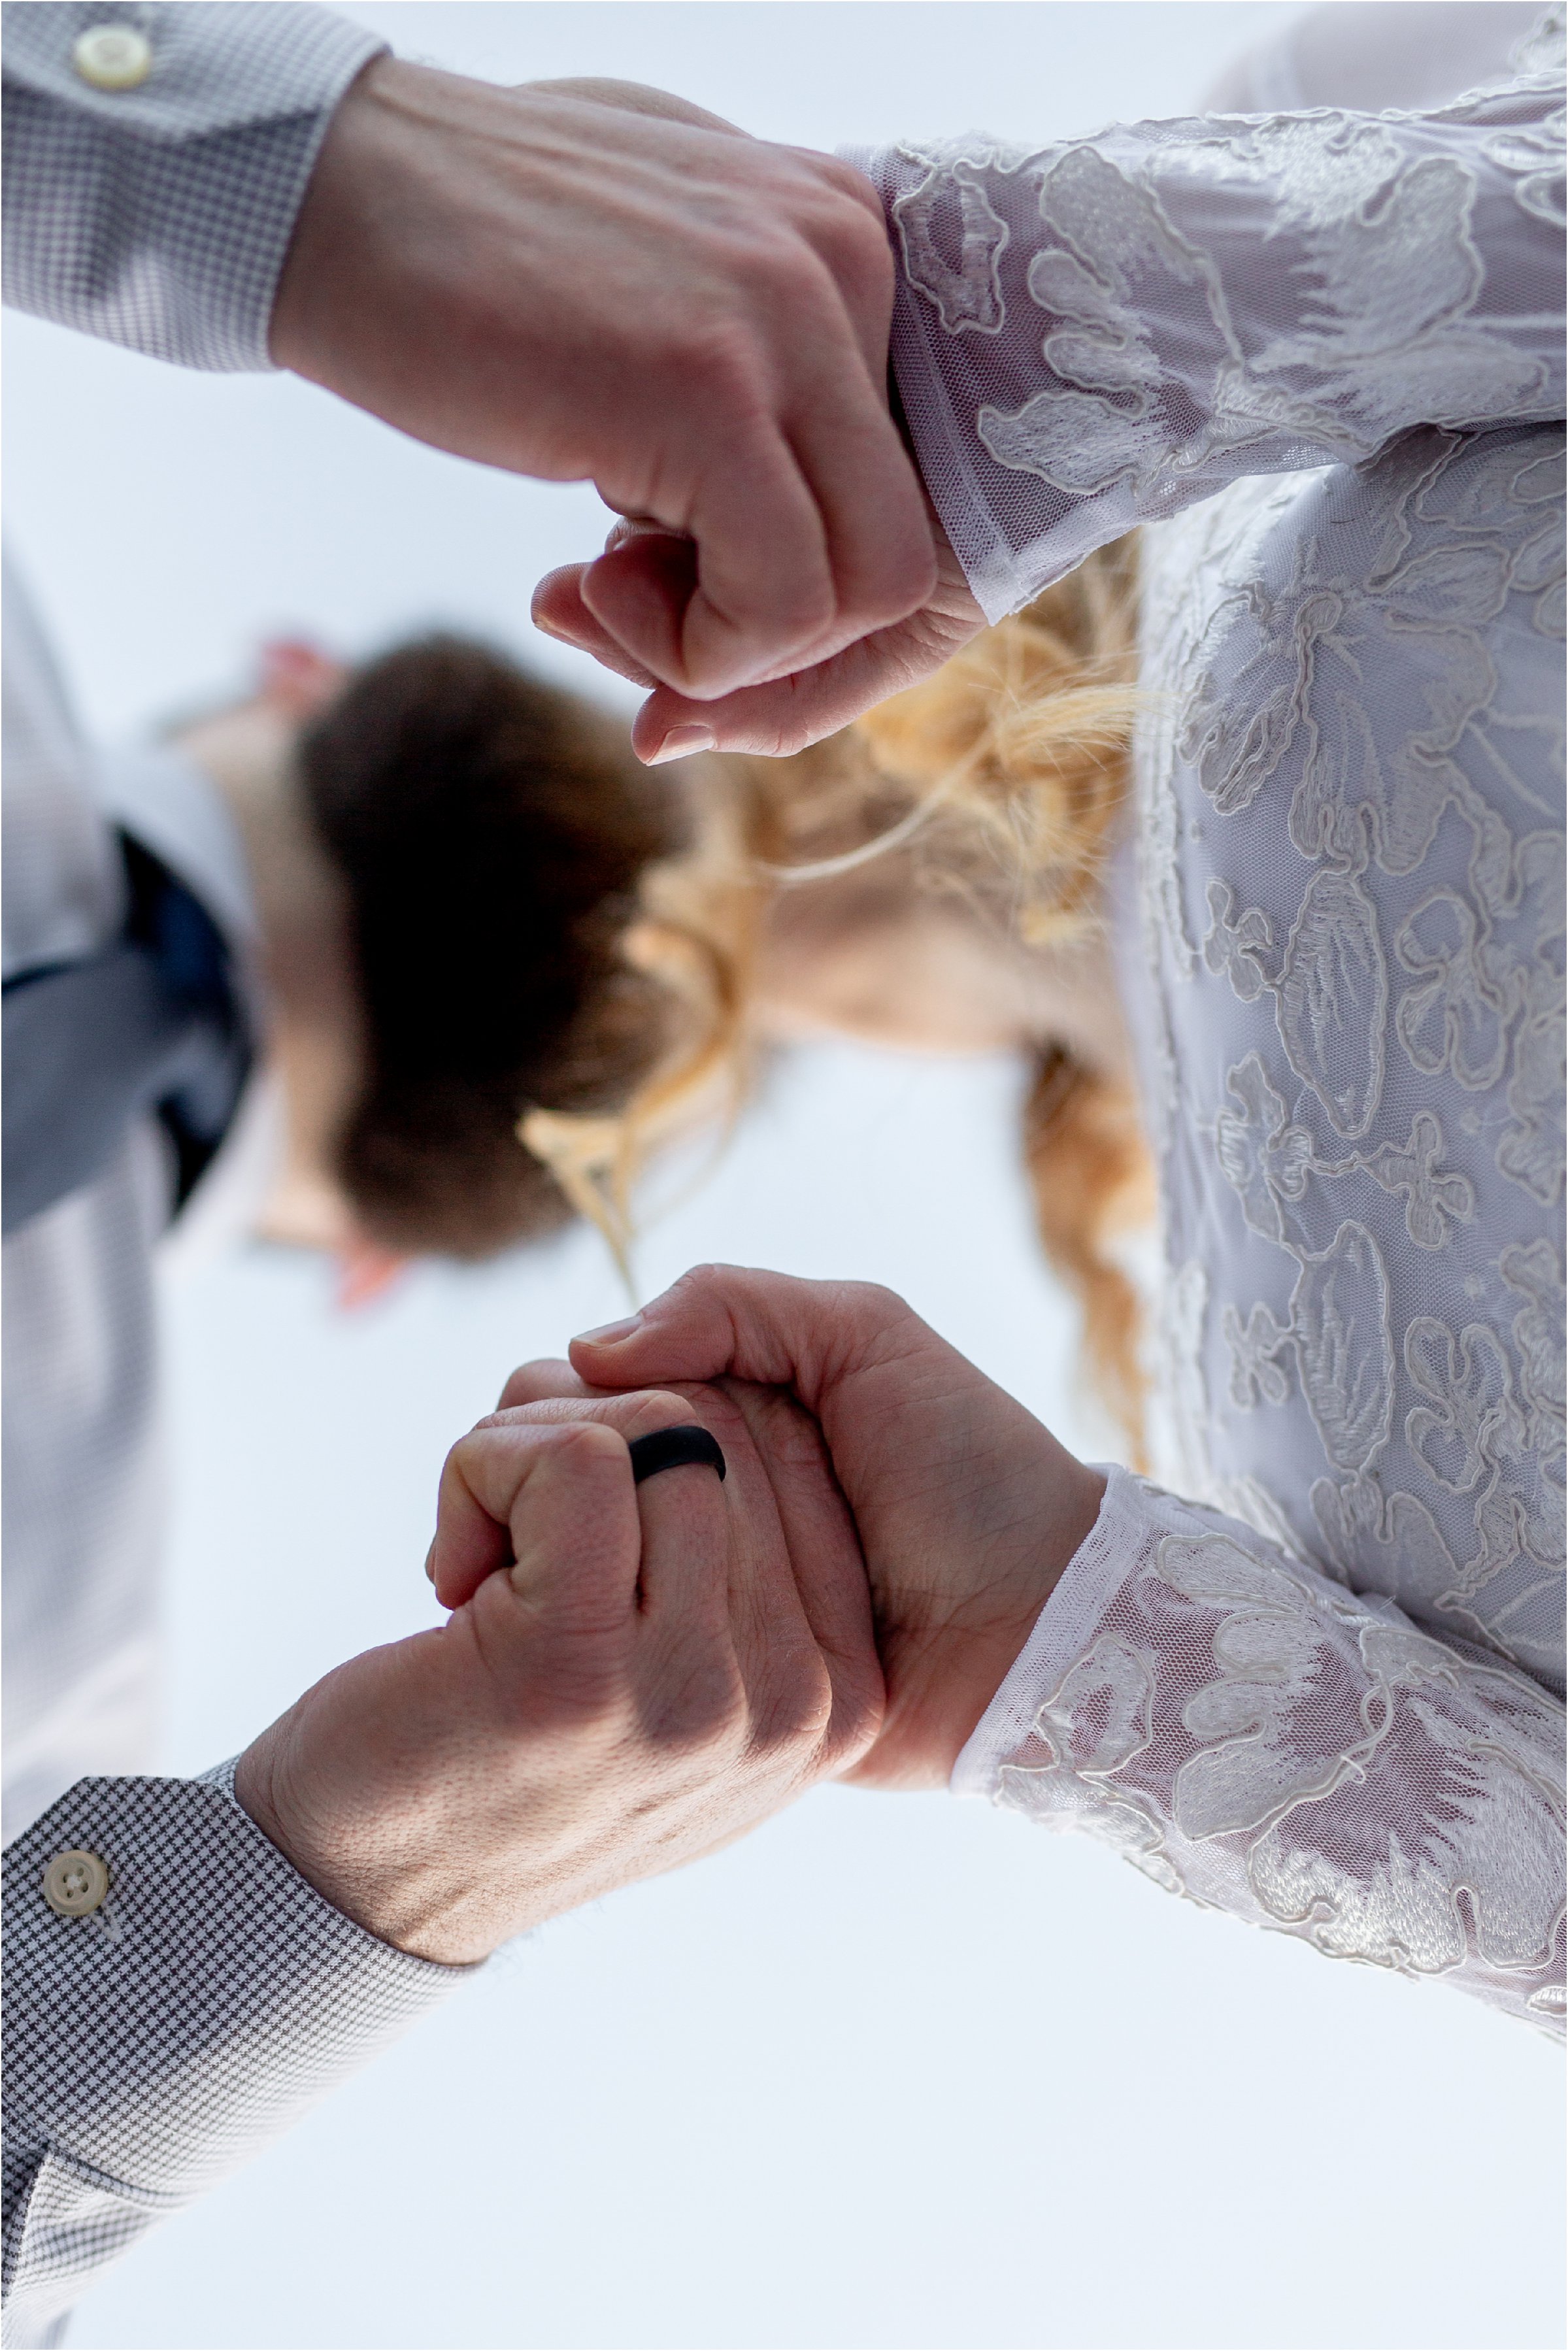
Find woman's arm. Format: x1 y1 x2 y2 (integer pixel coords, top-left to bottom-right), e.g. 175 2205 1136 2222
958 1467 1565 2037
574 1269 1566 2036
849 46 1565 619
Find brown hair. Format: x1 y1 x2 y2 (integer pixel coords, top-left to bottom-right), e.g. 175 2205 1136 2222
297 635 688 1257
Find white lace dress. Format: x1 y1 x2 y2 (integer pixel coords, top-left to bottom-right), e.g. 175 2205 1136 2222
854 8 1565 2032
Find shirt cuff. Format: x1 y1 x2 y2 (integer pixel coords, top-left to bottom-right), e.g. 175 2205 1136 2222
3 1769 466 2206
3 5 387 370
951 1462 1150 1798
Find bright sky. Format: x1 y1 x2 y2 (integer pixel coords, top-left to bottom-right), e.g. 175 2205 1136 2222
7 7 1561 2348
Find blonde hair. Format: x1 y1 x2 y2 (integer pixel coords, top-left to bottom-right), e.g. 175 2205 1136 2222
522 537 1153 1447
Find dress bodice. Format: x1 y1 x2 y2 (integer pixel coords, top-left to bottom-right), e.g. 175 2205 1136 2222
1129 425 1564 1695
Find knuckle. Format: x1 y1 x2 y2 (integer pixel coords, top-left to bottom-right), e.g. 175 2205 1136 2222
553 1418 624 1463
671 1261 735 1304
816 201 894 293
756 1660 836 1756
810 153 888 220
756 241 834 316
638 1388 695 1423
640 1656 746 1751
667 312 770 409
841 1278 910 1323
467 1408 524 1438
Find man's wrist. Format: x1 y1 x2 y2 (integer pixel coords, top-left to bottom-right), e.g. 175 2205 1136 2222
267 50 404 376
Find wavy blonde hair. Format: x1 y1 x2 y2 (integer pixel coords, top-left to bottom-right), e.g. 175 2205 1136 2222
522 536 1153 1448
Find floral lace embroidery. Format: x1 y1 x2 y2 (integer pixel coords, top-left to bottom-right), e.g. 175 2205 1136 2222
873 33 1566 2029
993 1492 1564 2026
1144 424 1565 1688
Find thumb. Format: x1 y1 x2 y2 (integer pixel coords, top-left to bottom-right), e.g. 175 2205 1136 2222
568 1264 918 1424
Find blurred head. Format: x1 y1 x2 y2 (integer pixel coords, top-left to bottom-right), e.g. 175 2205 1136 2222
293 635 687 1258
254 552 1151 1444
571 535 1156 1447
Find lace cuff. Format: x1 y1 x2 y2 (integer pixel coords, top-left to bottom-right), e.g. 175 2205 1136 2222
954 1468 1566 2035
847 58 1565 618
3 4 386 371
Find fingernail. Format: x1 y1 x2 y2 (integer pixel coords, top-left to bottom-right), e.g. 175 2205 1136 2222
575 1313 643 1347
646 724 715 765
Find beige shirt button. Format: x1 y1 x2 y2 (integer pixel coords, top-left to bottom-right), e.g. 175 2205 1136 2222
43 1848 110 1917
71 25 153 92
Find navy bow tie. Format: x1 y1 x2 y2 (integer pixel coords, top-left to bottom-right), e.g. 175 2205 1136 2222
3 831 252 1237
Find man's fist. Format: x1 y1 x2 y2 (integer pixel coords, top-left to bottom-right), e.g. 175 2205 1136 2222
271 61 938 717
235 1380 883 1965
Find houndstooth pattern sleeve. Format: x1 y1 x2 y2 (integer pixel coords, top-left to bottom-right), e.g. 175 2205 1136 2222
848 34 1565 618
1 1769 464 2345
955 1469 1566 2037
2 3 386 371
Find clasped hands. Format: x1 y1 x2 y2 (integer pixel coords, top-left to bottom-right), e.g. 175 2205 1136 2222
269 60 986 761
235 1269 1105 1967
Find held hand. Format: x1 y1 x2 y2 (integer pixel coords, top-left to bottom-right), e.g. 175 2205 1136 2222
271 61 935 708
569 1269 1107 1789
533 495 987 761
235 1383 883 1965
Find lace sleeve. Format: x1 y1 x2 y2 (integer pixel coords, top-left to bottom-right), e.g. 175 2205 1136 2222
955 1468 1566 2035
849 50 1565 618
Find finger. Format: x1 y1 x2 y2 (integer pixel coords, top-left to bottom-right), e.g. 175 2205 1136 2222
632 599 983 760
613 425 839 701
767 148 899 386
771 363 937 667
476 1390 735 1631
579 532 703 691
541 439 956 737
533 561 716 756
428 1416 636 1620
717 1379 876 1697
631 1413 735 1642
571 1265 917 1426
582 304 930 703
531 566 661 689
669 380 935 703
495 1356 593 1410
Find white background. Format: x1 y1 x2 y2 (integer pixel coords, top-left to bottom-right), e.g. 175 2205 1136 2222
5 6 1562 2348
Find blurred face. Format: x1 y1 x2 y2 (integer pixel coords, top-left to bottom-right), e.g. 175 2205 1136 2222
175 644 408 1303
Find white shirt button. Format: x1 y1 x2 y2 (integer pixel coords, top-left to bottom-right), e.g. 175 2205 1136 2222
43 1848 110 1917
71 25 153 92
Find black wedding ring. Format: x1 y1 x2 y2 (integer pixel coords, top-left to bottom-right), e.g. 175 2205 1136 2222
627 1424 727 1487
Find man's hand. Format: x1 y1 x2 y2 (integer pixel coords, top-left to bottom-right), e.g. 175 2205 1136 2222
234 1382 883 1965
533 493 986 761
270 61 936 711
563 1270 1107 1789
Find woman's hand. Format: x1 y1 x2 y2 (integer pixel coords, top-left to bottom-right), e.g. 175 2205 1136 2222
235 1379 883 1964
565 1270 1107 1788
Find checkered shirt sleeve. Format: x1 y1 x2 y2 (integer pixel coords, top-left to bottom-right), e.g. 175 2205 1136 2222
2 3 386 370
2 1770 465 2344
